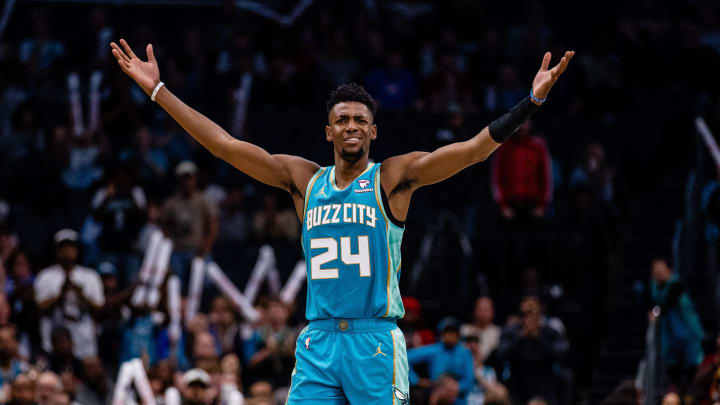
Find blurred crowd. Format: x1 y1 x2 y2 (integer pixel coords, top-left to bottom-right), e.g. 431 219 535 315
0 0 719 404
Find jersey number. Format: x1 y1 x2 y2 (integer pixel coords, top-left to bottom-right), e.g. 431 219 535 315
310 236 371 279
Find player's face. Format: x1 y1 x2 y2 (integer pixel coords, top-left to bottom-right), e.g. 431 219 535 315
326 102 377 162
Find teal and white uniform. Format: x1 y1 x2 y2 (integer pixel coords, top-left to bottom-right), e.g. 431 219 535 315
287 162 410 405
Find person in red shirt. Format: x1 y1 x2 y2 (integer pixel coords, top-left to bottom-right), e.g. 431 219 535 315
491 120 553 221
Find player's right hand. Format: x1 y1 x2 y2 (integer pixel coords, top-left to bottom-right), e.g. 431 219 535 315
110 39 160 96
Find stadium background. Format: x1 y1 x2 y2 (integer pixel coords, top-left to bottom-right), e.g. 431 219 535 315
0 0 719 404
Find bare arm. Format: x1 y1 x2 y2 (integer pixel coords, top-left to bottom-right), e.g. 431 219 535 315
110 39 319 196
382 51 574 194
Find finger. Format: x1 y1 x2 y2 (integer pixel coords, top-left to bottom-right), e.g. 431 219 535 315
111 48 131 64
146 44 157 64
551 51 573 78
119 38 137 59
116 58 130 73
110 43 131 62
540 52 551 71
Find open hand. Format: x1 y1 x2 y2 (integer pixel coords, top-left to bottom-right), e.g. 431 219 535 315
110 39 160 95
531 51 574 102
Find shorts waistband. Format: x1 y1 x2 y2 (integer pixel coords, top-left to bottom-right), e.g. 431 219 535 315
308 318 397 333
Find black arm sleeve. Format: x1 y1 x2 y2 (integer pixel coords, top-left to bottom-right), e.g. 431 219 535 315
488 97 540 143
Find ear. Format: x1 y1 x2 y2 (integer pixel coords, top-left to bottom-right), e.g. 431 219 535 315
371 124 377 140
325 125 333 142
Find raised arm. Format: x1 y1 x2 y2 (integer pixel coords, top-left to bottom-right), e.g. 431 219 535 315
110 39 319 197
382 51 574 196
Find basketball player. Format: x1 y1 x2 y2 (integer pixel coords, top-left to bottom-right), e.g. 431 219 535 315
110 39 573 404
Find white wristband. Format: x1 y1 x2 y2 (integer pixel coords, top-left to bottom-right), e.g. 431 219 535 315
151 81 164 102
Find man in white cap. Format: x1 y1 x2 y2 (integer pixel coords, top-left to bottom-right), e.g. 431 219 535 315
34 229 105 359
161 161 219 289
181 368 212 405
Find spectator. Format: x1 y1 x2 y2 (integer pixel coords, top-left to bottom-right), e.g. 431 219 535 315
497 296 568 405
193 331 220 367
148 360 176 402
4 249 39 358
428 375 461 405
34 230 104 359
18 10 65 77
662 392 681 405
246 298 297 388
649 257 704 390
181 368 215 405
247 380 273 402
161 161 219 287
491 120 553 222
217 185 248 247
463 334 505 405
0 325 27 390
90 162 146 283
208 297 241 356
96 261 134 368
46 327 83 378
74 356 113 405
124 126 169 190
399 296 435 349
251 192 299 243
409 317 475 405
570 143 616 205
60 130 109 228
364 48 418 111
7 373 35 405
460 297 501 363
35 371 63 405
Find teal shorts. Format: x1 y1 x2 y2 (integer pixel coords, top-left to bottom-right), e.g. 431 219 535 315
286 318 409 405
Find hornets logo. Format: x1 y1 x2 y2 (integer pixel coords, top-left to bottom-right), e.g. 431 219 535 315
393 386 410 405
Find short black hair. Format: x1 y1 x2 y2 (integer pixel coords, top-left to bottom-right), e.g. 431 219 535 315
326 83 377 117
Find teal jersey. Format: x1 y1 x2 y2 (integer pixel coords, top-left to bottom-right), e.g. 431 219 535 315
301 162 405 320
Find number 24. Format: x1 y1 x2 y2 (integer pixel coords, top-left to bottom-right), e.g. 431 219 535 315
310 236 371 279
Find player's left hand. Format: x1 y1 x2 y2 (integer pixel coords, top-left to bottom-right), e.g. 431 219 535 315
531 51 575 103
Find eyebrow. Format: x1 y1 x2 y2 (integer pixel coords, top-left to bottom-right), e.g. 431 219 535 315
334 113 369 120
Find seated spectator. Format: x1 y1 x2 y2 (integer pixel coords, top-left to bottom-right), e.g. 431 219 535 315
409 317 475 405
399 296 435 349
497 296 568 405
193 331 220 368
74 356 113 405
247 380 273 403
0 325 28 389
34 229 104 359
35 371 63 405
97 261 135 368
246 298 298 388
181 368 214 405
460 296 501 364
47 327 83 378
491 120 552 222
7 373 35 405
649 257 704 390
208 296 242 356
429 375 460 405
662 393 681 405
180 366 242 405
463 335 499 405
4 249 40 357
148 360 176 402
